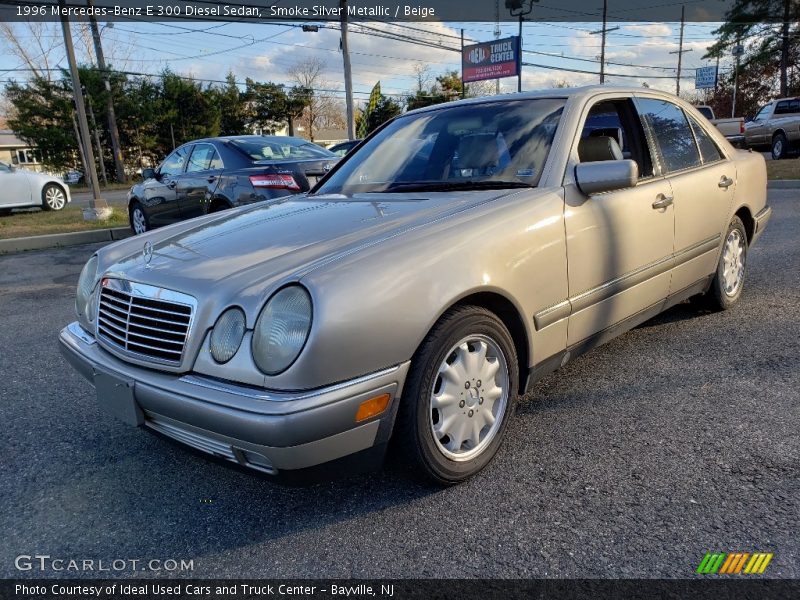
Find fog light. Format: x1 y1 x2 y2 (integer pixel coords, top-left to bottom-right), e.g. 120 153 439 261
355 393 391 422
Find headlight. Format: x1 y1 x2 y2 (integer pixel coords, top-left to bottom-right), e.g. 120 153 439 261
75 255 98 319
252 285 312 375
210 308 246 364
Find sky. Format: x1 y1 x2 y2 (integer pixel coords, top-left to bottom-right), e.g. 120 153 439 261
0 18 731 110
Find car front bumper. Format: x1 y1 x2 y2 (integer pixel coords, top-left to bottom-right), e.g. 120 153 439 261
59 322 410 475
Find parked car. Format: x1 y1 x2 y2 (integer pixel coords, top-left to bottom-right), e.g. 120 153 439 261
0 161 71 214
328 139 362 156
63 170 84 185
744 97 800 159
127 135 338 234
695 105 746 148
60 86 770 484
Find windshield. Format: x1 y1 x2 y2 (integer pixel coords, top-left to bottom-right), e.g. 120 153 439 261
315 98 565 195
231 138 334 161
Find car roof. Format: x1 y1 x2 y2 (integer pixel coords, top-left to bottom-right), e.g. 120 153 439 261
401 84 687 117
188 135 315 144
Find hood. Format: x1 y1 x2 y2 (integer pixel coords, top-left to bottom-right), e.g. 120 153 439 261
100 191 520 307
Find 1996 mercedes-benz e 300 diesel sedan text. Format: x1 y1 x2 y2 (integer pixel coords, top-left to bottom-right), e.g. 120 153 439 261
60 86 771 484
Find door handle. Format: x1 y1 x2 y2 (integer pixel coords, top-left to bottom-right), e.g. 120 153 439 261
207 175 217 183
718 175 734 189
652 194 673 210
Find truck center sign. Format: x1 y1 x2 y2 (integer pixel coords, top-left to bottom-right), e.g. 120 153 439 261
462 36 521 84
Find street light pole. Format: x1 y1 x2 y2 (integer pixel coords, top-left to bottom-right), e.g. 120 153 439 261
59 0 108 218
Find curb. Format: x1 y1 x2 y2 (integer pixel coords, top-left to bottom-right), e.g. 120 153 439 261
768 179 800 189
0 227 132 254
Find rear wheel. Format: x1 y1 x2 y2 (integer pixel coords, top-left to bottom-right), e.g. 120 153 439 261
772 132 788 160
130 202 149 235
41 184 67 211
394 306 518 484
703 216 748 311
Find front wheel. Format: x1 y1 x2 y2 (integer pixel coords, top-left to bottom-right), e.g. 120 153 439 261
394 306 519 484
772 132 788 160
703 216 748 310
41 184 67 211
129 202 150 235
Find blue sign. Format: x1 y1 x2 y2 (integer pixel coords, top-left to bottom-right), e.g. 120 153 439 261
695 66 717 90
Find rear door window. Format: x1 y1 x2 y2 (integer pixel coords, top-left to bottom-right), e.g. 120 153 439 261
635 98 701 173
185 144 217 173
687 115 724 164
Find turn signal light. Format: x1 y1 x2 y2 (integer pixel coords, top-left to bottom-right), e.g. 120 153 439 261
355 393 391 422
249 174 300 190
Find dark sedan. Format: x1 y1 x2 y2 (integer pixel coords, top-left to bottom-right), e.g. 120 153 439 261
328 139 361 156
128 135 338 234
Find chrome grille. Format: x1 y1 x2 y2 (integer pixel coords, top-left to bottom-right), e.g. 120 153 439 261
97 280 193 365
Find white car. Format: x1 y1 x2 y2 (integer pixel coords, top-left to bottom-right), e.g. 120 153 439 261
0 161 71 214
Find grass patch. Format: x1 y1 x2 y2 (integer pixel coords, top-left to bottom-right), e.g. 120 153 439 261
68 182 133 193
0 206 129 239
767 158 800 180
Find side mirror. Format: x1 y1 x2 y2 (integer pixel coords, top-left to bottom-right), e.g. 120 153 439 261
141 168 156 180
575 159 639 196
7 164 16 172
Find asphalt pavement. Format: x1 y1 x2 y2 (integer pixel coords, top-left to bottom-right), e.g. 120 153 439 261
1 189 797 579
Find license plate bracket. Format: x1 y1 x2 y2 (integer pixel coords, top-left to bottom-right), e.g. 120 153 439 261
94 370 143 426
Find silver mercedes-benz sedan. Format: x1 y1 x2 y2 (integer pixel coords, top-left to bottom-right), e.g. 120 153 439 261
59 86 771 484
0 161 71 214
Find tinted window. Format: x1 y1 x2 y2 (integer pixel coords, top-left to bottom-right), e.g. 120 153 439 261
185 144 216 173
635 98 701 173
688 115 724 164
775 101 790 115
159 147 188 176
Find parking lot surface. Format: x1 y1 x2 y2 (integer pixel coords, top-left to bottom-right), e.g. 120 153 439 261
1 189 797 579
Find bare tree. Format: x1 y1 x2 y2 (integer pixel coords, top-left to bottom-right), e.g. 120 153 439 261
0 22 66 82
413 64 432 93
285 57 346 141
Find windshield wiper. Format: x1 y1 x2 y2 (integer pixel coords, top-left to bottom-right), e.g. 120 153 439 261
382 180 534 193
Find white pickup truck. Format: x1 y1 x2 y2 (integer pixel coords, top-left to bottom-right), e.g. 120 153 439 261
696 106 746 148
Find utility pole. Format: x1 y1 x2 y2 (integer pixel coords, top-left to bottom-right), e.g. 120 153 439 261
59 0 108 219
590 0 619 84
87 0 126 183
85 90 108 186
461 29 466 99
340 0 355 140
669 5 692 97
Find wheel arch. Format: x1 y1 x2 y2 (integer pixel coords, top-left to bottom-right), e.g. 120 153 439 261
734 205 755 244
434 290 530 394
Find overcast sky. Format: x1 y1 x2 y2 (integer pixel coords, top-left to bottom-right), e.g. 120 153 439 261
0 19 729 107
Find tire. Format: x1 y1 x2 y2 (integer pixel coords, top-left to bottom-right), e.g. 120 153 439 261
393 305 519 485
703 216 748 311
41 183 67 211
772 132 788 160
129 201 150 235
0 208 12 217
